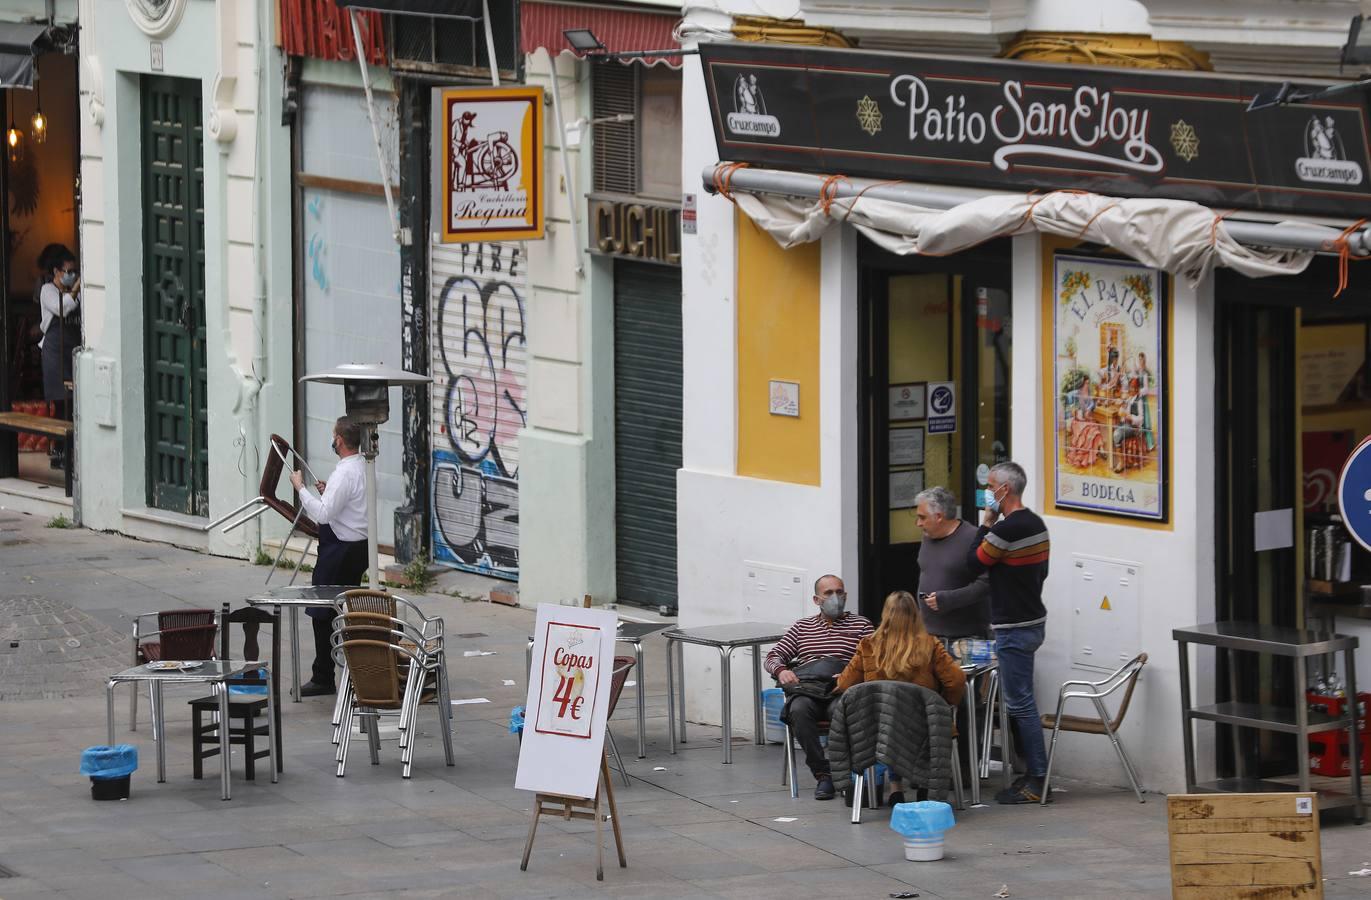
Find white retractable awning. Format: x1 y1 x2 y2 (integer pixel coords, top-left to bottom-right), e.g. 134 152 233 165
703 163 1371 286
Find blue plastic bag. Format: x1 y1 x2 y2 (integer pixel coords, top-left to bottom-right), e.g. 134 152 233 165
80 744 138 780
228 667 269 696
889 800 955 838
509 705 525 735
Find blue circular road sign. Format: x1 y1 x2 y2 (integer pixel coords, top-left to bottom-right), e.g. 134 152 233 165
1337 435 1371 551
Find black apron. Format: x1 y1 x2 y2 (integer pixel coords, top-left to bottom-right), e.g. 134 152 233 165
306 523 369 619
42 317 79 402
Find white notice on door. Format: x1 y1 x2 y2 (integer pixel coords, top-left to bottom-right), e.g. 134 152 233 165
1253 508 1294 553
533 621 603 739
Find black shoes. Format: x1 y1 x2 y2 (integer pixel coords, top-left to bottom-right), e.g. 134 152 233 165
887 790 907 807
814 775 835 800
995 775 1046 804
300 681 336 697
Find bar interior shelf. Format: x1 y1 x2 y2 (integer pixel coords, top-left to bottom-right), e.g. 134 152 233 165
1174 621 1364 824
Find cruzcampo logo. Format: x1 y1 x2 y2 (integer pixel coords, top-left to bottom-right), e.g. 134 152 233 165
727 73 781 137
856 95 883 136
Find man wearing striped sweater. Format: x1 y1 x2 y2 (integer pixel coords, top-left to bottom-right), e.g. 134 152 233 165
969 461 1053 805
764 575 874 800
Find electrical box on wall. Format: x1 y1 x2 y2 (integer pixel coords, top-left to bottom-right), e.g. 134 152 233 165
1070 553 1141 671
743 561 809 619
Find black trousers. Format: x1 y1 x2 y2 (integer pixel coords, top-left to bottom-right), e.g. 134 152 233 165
307 524 368 687
784 695 833 779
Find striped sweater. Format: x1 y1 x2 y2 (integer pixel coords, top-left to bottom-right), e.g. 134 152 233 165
764 612 874 677
969 508 1050 629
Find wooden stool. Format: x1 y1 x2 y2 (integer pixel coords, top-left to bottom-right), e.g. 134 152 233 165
189 693 270 781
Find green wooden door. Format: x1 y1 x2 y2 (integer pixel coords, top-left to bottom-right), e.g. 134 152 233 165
141 76 208 515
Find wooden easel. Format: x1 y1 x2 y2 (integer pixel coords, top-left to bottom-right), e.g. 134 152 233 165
520 753 626 881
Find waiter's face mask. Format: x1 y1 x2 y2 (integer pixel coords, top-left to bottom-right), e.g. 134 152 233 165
330 434 341 456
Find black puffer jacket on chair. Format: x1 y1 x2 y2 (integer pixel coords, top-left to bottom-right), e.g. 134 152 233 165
825 680 953 801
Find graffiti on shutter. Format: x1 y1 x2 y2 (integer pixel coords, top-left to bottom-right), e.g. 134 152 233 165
430 241 527 579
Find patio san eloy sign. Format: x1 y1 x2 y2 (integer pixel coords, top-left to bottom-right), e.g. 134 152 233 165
700 43 1371 217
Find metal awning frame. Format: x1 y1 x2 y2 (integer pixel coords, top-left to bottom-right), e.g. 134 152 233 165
701 164 1371 259
345 0 503 245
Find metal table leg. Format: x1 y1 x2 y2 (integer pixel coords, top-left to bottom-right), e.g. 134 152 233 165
218 682 232 800
751 642 764 746
271 609 283 772
964 674 980 806
676 642 687 743
1177 638 1195 791
290 607 302 702
1295 648 1311 793
266 667 279 782
106 681 116 746
998 675 1011 789
154 681 167 783
1345 646 1364 822
526 638 533 693
634 640 646 759
665 638 677 755
719 646 733 764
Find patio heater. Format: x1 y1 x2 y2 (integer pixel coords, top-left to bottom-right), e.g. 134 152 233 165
299 364 431 588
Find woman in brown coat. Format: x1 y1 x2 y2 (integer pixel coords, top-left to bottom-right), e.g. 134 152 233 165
834 590 967 805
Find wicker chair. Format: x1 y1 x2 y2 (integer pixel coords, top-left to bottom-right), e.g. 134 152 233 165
331 611 453 778
330 590 447 745
130 609 218 732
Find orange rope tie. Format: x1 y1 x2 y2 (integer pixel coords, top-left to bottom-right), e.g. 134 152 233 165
836 178 906 222
712 162 750 202
1076 203 1119 239
1333 217 1369 298
818 174 851 215
1209 209 1235 248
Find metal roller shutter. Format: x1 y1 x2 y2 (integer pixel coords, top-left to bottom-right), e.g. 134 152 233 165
614 260 682 610
429 240 529 580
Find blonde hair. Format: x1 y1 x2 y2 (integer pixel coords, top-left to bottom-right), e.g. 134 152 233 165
870 591 934 679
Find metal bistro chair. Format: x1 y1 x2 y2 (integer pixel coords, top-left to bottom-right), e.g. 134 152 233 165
605 656 636 788
332 611 454 778
130 609 219 733
330 590 447 746
1039 652 1149 805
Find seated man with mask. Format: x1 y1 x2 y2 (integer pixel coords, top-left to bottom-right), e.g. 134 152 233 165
764 575 874 800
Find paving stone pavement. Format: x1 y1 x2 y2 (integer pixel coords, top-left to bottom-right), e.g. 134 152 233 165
1 508 1369 898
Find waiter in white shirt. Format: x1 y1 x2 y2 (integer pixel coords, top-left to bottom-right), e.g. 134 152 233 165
290 416 368 697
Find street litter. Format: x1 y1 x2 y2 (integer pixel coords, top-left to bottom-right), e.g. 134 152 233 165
625 680 636 687
502 680 516 686
652 766 667 771
890 893 920 899
994 887 1010 898
462 650 497 657
451 698 490 705
773 817 798 823
1349 868 1371 876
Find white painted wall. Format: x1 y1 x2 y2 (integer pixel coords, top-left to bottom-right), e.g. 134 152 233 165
74 0 293 556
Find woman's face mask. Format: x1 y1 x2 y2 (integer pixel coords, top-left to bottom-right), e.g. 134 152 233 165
59 270 77 288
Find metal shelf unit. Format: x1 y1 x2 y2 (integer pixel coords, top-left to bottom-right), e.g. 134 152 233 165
1174 621 1364 822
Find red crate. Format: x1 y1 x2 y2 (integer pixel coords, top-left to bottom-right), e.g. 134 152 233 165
1309 731 1371 777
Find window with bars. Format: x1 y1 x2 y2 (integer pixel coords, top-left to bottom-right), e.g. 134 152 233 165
388 6 519 77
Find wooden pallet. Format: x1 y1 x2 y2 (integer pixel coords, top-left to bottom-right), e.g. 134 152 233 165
1167 793 1322 899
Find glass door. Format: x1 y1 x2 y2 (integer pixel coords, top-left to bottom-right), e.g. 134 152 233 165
858 240 1011 622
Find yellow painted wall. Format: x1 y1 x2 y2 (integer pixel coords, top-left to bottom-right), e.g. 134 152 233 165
736 218 821 485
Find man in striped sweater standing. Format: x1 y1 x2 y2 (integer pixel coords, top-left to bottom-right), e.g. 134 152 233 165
764 575 873 800
969 461 1053 804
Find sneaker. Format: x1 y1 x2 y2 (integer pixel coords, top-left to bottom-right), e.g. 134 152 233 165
995 777 1045 805
300 681 336 697
814 774 835 801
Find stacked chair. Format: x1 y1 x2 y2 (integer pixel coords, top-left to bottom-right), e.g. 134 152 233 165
329 589 454 778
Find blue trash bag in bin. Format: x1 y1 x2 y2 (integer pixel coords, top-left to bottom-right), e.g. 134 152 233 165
509 705 525 735
80 745 138 780
889 800 956 838
761 688 786 744
228 667 268 696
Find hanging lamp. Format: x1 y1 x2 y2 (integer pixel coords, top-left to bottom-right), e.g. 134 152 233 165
30 75 46 144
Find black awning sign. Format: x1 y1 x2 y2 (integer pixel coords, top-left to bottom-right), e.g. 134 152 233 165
700 42 1371 218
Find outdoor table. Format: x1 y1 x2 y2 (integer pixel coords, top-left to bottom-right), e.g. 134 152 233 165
525 621 670 759
105 659 277 801
662 622 787 764
246 585 352 702
958 659 996 807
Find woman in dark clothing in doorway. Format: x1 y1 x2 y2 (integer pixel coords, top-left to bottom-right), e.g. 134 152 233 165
38 245 80 467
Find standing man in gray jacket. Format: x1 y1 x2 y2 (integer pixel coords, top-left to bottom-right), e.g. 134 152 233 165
914 486 991 641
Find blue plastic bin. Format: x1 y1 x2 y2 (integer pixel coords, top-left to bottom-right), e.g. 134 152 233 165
761 688 785 744
80 745 138 801
890 800 955 860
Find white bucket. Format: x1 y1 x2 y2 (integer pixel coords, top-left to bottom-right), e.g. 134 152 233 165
903 834 946 861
